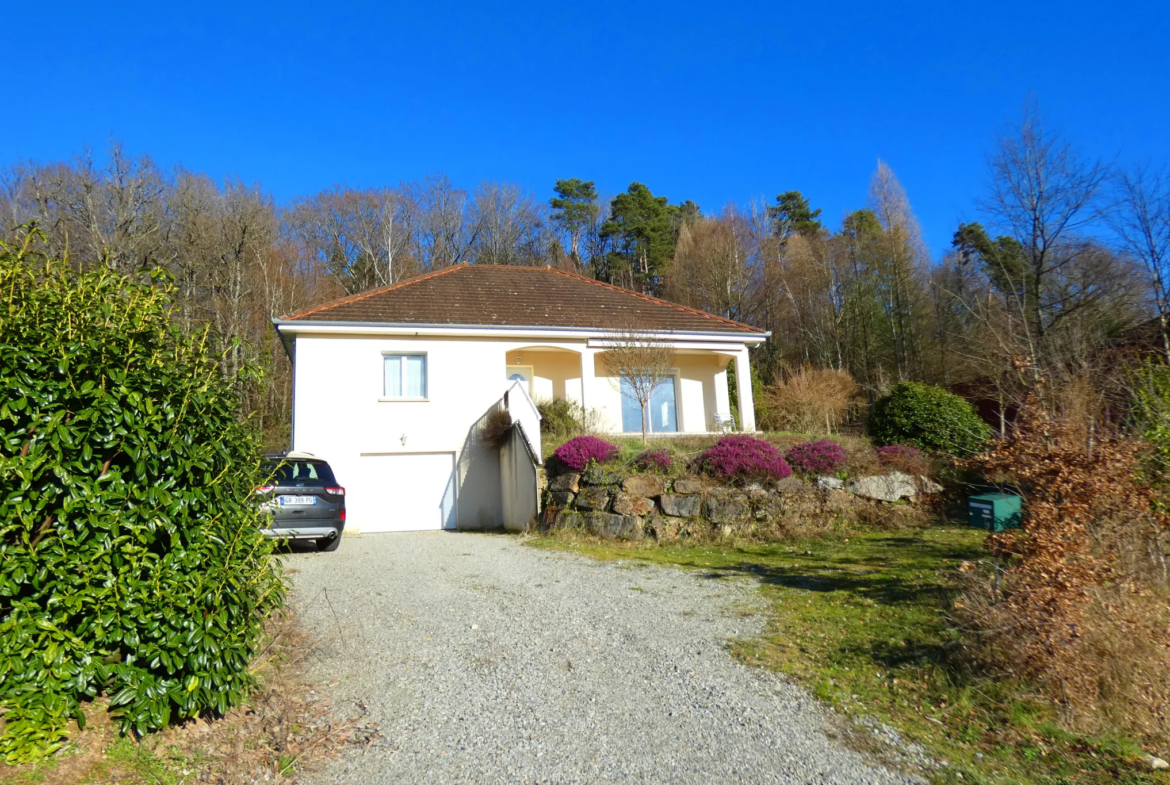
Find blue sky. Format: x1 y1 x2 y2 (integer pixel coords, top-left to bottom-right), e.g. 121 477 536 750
2 1 1167 255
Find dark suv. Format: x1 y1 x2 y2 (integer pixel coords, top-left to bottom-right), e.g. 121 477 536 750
257 452 346 551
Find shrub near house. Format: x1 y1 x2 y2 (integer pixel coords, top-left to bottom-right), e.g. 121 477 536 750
0 236 284 762
552 435 620 472
868 381 992 457
784 439 847 476
700 435 792 480
633 449 671 472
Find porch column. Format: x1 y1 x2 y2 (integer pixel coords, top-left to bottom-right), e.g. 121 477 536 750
734 348 757 432
579 347 599 419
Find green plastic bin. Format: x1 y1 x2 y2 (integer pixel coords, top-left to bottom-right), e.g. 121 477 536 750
967 492 1023 532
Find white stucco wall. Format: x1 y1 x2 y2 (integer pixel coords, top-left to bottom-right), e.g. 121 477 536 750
292 333 592 533
524 350 582 404
288 329 755 533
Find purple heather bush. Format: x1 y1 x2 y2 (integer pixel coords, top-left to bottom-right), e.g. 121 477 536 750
784 439 847 475
552 435 619 472
633 449 671 472
700 435 792 480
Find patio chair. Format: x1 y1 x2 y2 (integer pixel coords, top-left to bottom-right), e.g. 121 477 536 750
714 412 737 433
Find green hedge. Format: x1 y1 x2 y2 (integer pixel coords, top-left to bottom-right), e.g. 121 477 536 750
867 381 992 457
0 232 285 762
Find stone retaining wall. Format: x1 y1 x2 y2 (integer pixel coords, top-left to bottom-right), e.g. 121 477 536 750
542 468 838 542
539 465 940 542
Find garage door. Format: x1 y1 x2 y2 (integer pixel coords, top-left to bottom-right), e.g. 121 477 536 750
349 453 457 533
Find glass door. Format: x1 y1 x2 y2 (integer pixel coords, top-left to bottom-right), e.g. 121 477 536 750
620 376 678 433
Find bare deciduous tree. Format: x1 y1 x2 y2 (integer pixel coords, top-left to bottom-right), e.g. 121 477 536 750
286 185 411 294
469 182 547 265
1112 163 1170 360
602 327 676 443
401 174 479 268
981 100 1110 376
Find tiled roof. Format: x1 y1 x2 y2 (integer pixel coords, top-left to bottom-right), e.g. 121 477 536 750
280 264 764 335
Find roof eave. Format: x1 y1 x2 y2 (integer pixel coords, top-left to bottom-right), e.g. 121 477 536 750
272 318 767 344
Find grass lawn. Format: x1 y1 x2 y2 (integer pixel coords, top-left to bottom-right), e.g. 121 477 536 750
529 525 1168 785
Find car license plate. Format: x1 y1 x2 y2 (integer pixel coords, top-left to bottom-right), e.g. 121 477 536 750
279 495 317 506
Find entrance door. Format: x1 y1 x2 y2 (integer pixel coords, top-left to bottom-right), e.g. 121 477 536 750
505 365 534 396
348 453 457 533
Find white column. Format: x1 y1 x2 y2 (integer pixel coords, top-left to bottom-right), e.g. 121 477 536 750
734 348 757 433
579 347 598 424
713 363 730 431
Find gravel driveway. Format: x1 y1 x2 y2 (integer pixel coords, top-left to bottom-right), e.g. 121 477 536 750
285 532 918 785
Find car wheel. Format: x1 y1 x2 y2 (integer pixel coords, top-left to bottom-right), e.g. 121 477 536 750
317 535 341 552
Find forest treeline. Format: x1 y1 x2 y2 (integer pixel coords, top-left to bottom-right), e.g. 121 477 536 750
2 103 1167 445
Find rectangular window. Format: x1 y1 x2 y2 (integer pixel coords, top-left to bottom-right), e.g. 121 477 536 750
383 354 428 399
620 375 678 433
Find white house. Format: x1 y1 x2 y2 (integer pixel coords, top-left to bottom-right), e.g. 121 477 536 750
273 264 767 534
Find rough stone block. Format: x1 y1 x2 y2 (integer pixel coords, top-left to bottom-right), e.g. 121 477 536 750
547 490 575 508
773 476 810 494
581 467 623 486
585 512 643 540
613 493 656 516
549 472 581 493
848 472 927 502
660 494 701 517
704 495 749 523
645 515 680 543
816 476 845 491
753 495 785 521
622 475 667 497
673 478 706 495
575 487 612 511
552 510 584 531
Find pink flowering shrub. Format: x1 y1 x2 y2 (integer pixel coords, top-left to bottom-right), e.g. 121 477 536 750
552 435 619 472
877 444 923 464
699 435 792 480
785 439 847 475
633 449 671 472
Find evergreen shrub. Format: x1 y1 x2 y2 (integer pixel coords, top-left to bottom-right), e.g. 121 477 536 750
0 234 285 762
867 382 992 457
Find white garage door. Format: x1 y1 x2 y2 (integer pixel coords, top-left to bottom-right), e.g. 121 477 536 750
349 453 457 533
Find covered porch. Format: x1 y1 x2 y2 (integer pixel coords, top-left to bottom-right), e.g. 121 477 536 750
503 341 757 435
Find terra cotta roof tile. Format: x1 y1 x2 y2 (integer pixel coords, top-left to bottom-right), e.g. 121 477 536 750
281 264 763 335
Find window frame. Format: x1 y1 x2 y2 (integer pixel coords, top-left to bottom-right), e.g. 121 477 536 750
620 369 680 434
380 351 429 401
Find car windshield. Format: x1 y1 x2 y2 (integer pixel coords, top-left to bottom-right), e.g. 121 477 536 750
263 460 336 485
